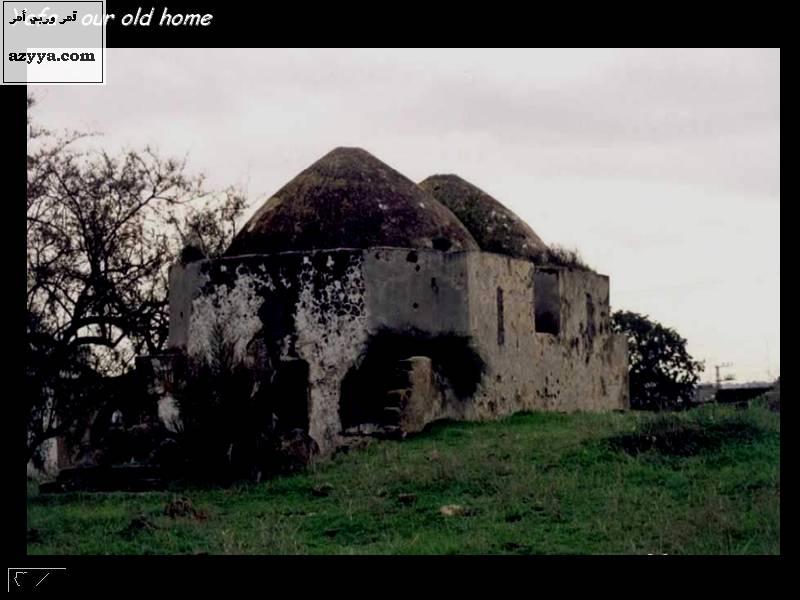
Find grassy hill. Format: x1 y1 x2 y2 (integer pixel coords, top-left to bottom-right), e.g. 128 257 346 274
26 399 780 555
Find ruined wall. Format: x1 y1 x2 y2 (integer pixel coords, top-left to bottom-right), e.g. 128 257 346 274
463 253 539 417
168 249 370 453
359 248 477 426
363 248 470 335
464 253 628 418
166 247 628 457
27 438 59 480
531 268 629 412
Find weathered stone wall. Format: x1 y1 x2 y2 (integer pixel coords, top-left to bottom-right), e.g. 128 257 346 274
362 248 470 335
394 357 446 433
463 253 628 418
27 437 59 480
463 253 538 416
167 249 370 453
530 268 629 412
165 247 628 457
359 248 481 426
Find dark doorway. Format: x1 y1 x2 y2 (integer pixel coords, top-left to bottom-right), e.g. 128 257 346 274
270 360 310 433
339 328 486 433
339 359 400 431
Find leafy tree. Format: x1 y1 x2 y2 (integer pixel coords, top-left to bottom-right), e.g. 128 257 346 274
26 94 247 463
611 310 704 411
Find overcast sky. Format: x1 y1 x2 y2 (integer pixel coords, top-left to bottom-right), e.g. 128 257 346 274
32 48 780 383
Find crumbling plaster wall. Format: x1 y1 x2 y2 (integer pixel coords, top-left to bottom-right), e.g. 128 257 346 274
464 253 629 417
464 253 538 417
167 247 628 456
531 268 629 412
360 248 476 425
27 438 59 480
362 247 470 335
168 250 370 453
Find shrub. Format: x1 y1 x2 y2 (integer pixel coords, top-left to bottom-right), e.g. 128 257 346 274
174 321 276 482
611 310 704 411
172 319 320 483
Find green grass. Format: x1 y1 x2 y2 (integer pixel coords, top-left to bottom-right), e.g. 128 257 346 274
27 400 780 555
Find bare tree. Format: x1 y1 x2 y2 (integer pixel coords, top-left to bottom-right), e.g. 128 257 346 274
26 94 247 462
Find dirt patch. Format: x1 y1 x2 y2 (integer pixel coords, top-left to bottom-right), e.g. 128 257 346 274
397 493 418 506
27 528 42 543
121 515 159 537
311 483 334 497
164 496 208 520
608 416 766 457
439 504 478 517
501 541 532 553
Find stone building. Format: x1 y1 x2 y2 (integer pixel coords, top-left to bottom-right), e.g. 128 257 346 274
154 147 629 457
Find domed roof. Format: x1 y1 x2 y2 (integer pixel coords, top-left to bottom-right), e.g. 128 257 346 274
226 148 479 256
419 174 548 261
